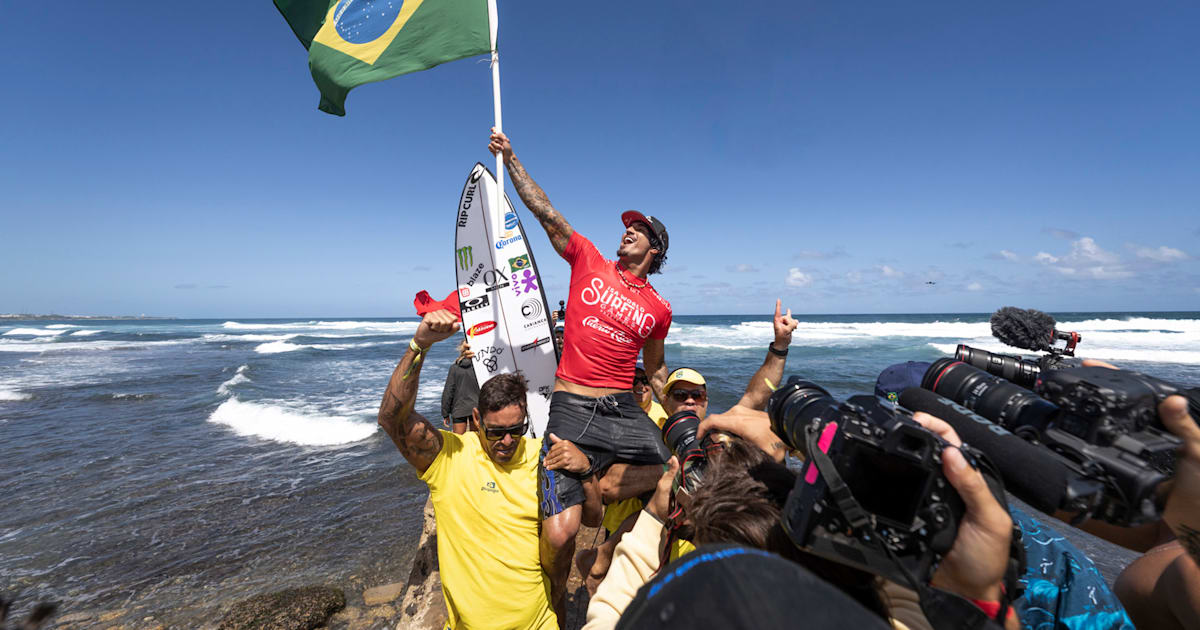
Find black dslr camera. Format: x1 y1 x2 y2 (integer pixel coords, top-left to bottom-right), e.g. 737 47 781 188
661 409 722 493
766 376 998 586
924 359 1200 525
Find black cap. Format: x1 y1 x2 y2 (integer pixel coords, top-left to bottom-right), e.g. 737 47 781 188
616 545 890 630
622 210 669 254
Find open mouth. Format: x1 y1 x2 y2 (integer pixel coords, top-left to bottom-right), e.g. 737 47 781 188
622 235 636 245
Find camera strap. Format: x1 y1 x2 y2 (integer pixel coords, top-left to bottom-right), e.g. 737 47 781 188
804 424 871 530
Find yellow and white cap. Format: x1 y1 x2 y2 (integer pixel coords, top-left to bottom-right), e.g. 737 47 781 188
664 367 706 393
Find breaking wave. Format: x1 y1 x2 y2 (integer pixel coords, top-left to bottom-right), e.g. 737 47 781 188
207 397 377 446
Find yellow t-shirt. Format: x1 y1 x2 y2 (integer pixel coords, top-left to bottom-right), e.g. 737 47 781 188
419 430 557 630
600 401 695 560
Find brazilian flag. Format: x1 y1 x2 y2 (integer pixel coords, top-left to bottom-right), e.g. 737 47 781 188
274 0 491 116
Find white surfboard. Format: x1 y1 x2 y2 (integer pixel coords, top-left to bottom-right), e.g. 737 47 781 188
454 163 558 437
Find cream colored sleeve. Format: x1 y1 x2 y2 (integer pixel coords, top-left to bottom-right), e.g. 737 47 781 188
582 510 666 630
880 579 933 630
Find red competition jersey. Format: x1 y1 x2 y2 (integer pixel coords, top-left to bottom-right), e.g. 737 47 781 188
557 232 672 388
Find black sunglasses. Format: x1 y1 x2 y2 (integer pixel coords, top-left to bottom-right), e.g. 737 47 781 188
480 419 529 441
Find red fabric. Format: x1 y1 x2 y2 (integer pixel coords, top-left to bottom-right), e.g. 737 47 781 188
413 290 462 321
556 232 672 388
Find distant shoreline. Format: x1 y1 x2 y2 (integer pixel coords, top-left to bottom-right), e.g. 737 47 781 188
0 314 176 320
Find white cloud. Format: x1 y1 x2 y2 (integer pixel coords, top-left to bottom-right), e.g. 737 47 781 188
879 265 904 278
1035 237 1132 279
845 271 862 284
967 282 983 291
786 268 813 287
1133 245 1187 262
998 250 1019 261
726 263 759 273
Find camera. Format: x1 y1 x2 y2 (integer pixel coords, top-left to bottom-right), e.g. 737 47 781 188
662 409 709 493
923 359 1199 525
953 343 1080 389
766 376 992 586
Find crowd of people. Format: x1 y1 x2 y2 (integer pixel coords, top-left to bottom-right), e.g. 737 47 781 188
375 131 1200 629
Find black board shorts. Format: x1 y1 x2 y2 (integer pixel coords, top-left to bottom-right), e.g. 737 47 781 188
538 390 670 519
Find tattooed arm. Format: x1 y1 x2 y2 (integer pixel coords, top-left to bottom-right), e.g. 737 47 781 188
378 310 460 475
488 129 574 255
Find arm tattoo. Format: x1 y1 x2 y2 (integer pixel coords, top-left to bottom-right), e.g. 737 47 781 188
379 349 443 470
507 156 573 253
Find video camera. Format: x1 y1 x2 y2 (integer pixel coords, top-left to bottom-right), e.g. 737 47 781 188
954 306 1082 388
922 358 1200 525
763 376 1005 586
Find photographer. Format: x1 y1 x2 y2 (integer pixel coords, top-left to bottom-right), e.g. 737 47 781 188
572 301 798 592
584 415 1021 629
1066 362 1200 630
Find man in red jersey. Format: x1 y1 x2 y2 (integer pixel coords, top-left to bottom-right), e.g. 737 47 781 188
489 129 674 616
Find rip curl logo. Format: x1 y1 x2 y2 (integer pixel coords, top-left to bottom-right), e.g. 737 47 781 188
579 277 657 338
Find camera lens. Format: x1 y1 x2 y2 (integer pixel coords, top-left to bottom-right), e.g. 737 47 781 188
662 410 706 491
923 358 1057 432
954 344 1041 389
766 376 841 454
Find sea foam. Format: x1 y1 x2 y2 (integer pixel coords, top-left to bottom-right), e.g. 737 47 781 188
217 365 251 396
208 397 377 446
0 389 31 401
3 328 65 337
222 320 418 333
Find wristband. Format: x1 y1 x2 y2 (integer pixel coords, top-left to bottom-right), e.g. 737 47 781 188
968 593 1015 623
403 338 428 380
768 343 788 357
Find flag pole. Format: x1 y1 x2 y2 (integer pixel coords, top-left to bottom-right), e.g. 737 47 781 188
488 0 504 224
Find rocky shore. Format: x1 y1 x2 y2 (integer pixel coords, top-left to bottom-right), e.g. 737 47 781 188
46 497 599 630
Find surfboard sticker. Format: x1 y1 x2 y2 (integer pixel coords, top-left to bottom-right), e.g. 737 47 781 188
455 163 557 437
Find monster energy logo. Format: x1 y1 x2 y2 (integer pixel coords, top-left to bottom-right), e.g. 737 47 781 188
456 246 473 270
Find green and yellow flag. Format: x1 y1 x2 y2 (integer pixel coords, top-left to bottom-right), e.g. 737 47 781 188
274 0 491 116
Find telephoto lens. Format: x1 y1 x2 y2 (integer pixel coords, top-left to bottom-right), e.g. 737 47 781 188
764 377 842 454
662 410 707 492
923 357 1058 436
954 344 1041 389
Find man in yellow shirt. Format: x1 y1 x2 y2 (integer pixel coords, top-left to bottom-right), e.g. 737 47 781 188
377 309 556 630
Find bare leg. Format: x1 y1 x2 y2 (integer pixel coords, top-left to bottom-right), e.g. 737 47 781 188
1115 541 1193 630
581 477 603 528
452 421 467 435
541 505 582 628
575 511 639 596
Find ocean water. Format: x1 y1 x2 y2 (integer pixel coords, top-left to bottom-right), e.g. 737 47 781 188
2 312 1199 624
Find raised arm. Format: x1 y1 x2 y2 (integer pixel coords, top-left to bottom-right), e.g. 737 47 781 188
733 300 797 411
378 310 459 475
643 337 669 403
488 129 574 255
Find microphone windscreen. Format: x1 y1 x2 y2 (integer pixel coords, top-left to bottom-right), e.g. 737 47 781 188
899 387 1077 514
991 306 1056 352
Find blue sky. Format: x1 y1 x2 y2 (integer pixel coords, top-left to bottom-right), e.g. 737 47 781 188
1 1 1197 317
